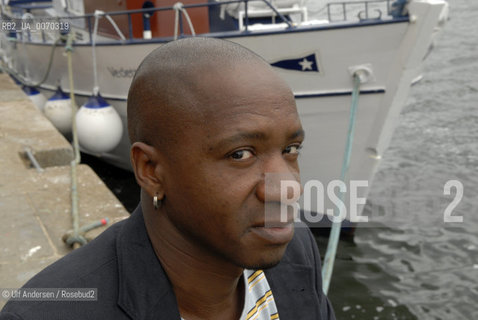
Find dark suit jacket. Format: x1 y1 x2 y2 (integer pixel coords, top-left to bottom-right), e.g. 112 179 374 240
1 205 335 320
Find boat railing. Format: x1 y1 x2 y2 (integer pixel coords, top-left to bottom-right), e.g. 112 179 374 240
2 0 295 43
2 0 408 45
325 0 408 22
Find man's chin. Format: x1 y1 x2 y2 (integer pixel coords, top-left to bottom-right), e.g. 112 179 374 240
237 247 288 270
241 259 282 270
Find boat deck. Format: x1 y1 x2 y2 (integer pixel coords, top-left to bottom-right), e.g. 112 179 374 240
0 72 129 308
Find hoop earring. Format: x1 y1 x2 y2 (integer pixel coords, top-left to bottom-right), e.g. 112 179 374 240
153 194 160 210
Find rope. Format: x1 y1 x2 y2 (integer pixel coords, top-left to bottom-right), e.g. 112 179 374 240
91 11 101 95
65 32 83 249
321 73 361 294
89 10 127 95
2 37 62 87
63 32 109 249
173 2 196 40
91 10 127 94
104 14 126 41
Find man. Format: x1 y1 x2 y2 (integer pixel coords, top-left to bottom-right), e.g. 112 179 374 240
1 38 335 319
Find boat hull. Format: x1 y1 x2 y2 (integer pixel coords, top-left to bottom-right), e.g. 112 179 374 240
1 0 448 217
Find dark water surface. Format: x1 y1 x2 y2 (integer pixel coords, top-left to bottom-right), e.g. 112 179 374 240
323 0 478 319
84 1 478 318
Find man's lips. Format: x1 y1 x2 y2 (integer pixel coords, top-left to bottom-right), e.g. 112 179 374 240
250 222 294 245
249 202 297 244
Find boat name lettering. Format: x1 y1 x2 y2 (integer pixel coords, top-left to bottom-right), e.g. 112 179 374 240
107 67 136 78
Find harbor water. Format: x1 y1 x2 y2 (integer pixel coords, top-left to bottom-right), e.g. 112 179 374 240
323 0 478 319
84 0 477 318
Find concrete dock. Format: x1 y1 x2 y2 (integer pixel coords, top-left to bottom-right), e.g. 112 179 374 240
0 73 129 308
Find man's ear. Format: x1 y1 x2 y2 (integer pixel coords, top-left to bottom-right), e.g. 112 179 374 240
130 142 165 200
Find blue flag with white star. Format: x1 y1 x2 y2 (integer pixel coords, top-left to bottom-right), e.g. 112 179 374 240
271 54 319 72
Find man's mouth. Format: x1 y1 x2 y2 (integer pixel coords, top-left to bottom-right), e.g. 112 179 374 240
250 221 294 245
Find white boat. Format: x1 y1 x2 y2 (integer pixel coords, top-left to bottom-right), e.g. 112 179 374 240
0 0 448 216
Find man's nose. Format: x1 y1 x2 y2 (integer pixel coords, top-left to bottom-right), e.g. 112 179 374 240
255 154 302 203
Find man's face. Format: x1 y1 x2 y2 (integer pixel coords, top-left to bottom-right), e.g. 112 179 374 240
160 63 304 269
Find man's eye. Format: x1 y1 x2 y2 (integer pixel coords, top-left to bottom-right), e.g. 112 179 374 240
284 144 302 155
230 149 254 160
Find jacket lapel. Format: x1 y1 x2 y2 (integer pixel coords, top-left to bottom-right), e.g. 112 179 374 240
116 206 181 320
114 207 324 320
265 263 320 319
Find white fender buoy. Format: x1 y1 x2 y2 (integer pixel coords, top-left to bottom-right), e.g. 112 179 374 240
75 93 123 154
43 87 73 135
22 86 46 111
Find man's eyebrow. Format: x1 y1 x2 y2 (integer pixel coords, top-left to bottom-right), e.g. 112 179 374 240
215 131 268 149
212 128 305 151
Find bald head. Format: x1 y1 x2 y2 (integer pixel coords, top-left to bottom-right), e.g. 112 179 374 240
127 37 278 147
128 37 303 274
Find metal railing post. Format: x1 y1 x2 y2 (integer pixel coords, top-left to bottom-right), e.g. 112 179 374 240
244 0 249 32
87 16 92 44
127 13 133 39
179 11 184 36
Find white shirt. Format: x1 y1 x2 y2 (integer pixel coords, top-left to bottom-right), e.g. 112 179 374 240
181 269 280 320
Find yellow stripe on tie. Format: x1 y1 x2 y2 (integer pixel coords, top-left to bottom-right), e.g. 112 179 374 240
270 313 279 320
250 297 274 320
249 274 265 292
248 270 264 284
246 290 273 320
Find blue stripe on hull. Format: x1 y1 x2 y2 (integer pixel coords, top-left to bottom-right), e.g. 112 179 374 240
37 87 386 101
295 89 386 99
